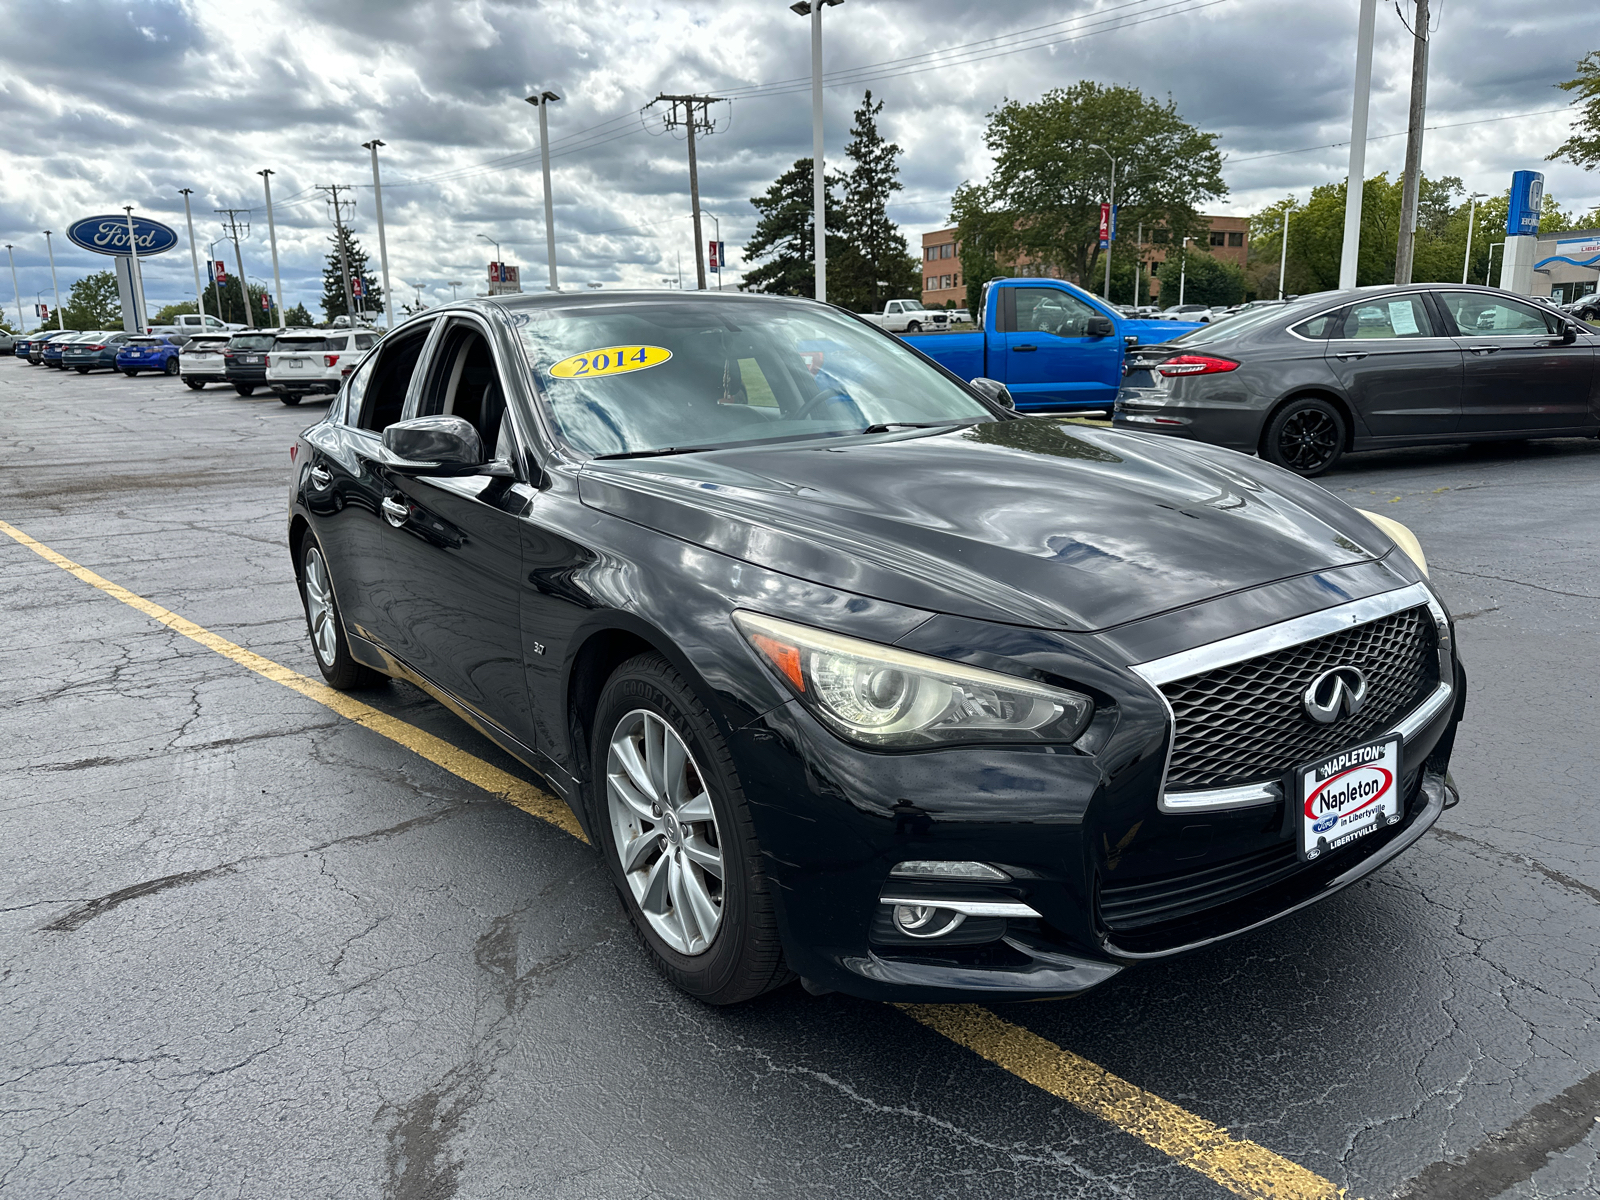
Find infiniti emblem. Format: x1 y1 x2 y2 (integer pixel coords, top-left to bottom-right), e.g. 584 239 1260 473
1303 666 1369 725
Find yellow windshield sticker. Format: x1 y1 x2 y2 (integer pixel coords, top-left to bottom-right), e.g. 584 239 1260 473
548 345 672 379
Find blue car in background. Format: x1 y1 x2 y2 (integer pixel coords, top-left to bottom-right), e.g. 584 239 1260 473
116 333 186 376
62 331 135 373
40 333 87 369
25 330 79 364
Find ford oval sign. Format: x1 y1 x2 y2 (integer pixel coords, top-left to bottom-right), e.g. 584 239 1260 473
66 214 178 257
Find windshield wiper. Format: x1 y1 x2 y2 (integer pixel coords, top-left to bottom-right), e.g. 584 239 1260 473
590 445 723 460
857 420 975 435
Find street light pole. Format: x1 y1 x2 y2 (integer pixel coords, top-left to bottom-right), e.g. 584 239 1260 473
1178 237 1191 307
6 245 24 331
1338 0 1378 289
699 209 721 290
42 231 63 329
179 189 205 322
208 239 226 321
448 280 462 301
526 91 562 293
792 0 842 302
362 141 395 328
1462 192 1486 284
1087 145 1120 301
477 233 501 293
1488 241 1505 288
1278 205 1293 300
258 170 288 329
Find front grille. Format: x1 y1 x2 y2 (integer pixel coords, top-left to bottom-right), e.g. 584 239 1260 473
1161 606 1437 790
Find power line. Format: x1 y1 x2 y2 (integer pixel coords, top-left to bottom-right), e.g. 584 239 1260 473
1225 105 1573 166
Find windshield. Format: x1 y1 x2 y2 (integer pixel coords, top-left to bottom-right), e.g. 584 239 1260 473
514 298 995 457
899 300 926 311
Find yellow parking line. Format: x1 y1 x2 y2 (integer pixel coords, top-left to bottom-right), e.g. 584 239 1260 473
4 517 1347 1197
900 1004 1347 1198
0 518 584 842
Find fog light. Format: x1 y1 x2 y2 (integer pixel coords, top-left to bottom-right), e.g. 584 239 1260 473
892 904 967 939
890 860 1009 881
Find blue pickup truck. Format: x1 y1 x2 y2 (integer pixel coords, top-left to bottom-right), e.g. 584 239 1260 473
901 277 1203 412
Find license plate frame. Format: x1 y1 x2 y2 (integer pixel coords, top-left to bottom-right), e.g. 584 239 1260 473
1295 734 1404 862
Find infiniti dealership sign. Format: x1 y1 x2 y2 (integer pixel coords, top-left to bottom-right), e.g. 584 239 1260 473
66 214 178 257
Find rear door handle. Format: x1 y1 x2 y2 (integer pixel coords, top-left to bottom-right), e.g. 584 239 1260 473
1012 344 1037 352
381 497 409 528
1334 351 1368 360
1466 345 1501 355
309 465 332 488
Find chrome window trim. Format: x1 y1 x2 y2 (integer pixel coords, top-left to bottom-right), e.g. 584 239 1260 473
1131 582 1450 814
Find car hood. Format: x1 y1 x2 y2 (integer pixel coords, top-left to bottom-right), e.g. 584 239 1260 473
577 419 1389 631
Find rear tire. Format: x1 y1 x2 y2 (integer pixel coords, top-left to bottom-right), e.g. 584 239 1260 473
591 653 792 1005
123 369 138 377
184 378 205 390
1262 396 1346 477
280 394 302 406
234 383 255 396
75 366 89 374
164 358 180 376
297 537 386 690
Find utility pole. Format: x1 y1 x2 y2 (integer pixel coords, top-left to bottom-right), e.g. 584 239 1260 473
1393 0 1431 285
792 0 843 301
42 231 63 329
214 208 255 330
258 171 287 329
179 189 205 321
316 185 358 323
1462 192 1486 284
123 206 149 331
362 141 396 327
525 92 562 293
654 94 724 290
6 245 23 331
1134 222 1143 306
1088 145 1124 301
1339 0 1377 289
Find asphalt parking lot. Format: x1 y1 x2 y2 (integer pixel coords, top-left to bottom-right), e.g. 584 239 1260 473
3 361 1599 1200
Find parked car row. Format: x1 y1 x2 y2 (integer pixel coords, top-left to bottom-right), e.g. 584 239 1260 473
12 325 382 405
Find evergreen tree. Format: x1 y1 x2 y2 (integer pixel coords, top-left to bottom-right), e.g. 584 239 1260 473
284 302 314 327
740 158 844 297
830 91 922 312
320 228 383 322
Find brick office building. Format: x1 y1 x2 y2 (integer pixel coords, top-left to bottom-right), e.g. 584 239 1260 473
920 215 1251 308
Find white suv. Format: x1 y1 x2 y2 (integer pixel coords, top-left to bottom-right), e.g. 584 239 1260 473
179 333 233 389
266 329 380 406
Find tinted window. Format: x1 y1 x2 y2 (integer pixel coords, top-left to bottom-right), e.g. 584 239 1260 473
1014 287 1098 336
1336 296 1434 339
357 323 433 433
1289 308 1346 339
515 299 992 458
1439 292 1560 336
354 333 377 349
419 323 510 458
338 351 378 426
229 334 276 351
276 337 332 352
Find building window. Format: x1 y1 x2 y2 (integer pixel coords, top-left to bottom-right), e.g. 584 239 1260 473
1209 231 1226 247
926 248 936 261
941 243 953 259
926 276 937 291
1227 231 1244 247
940 275 951 289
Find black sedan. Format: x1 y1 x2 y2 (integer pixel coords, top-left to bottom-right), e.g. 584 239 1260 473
288 291 1465 1004
1115 282 1598 475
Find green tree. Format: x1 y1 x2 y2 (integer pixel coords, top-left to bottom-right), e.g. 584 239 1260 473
320 228 384 322
154 301 197 324
284 302 313 327
829 91 922 312
58 271 121 329
1155 248 1244 307
1550 51 1600 170
952 83 1226 293
740 157 845 297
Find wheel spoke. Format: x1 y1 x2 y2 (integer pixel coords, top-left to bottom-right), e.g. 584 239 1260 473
668 857 701 949
642 715 667 798
607 769 655 820
612 737 655 803
639 853 671 916
679 864 722 941
620 828 659 874
662 732 688 808
681 834 723 878
676 791 713 823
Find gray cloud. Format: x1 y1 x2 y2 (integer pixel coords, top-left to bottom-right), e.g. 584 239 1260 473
1 0 1594 317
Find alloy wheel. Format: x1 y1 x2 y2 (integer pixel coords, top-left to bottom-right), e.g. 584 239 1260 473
606 709 725 956
302 546 339 667
1277 408 1339 473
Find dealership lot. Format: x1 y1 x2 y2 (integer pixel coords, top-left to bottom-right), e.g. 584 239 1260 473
3 364 1599 1199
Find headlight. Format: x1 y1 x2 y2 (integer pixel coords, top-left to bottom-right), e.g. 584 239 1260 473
733 611 1094 749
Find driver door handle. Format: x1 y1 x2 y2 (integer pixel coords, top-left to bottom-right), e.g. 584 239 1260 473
381 497 409 528
1012 344 1037 352
309 465 332 488
1466 345 1501 355
1334 351 1368 360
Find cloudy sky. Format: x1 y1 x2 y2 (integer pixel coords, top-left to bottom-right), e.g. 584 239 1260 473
1 0 1595 319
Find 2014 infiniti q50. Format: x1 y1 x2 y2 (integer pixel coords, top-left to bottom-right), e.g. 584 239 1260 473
287 291 1465 1004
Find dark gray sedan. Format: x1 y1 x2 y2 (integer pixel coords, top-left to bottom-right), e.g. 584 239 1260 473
1114 283 1599 475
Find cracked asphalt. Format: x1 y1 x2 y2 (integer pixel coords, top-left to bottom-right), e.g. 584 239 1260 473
3 361 1599 1200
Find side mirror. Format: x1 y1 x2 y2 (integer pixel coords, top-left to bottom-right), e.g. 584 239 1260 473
1085 315 1115 338
1561 322 1579 344
382 415 488 475
969 377 1015 410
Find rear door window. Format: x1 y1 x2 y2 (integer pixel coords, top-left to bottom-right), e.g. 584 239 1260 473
356 322 434 434
1336 296 1435 339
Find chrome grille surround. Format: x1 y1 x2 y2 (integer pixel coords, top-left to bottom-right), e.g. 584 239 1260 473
1131 583 1452 812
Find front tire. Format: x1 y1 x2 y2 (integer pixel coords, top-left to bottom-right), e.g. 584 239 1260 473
591 653 791 1004
1262 396 1346 477
905 320 922 332
298 537 385 690
280 394 302 406
75 366 89 374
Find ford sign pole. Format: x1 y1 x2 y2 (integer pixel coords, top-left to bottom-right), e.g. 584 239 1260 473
525 92 561 293
258 171 287 331
179 190 206 321
1338 0 1377 289
123 206 148 331
42 231 63 330
6 245 23 332
791 1 843 302
362 142 395 328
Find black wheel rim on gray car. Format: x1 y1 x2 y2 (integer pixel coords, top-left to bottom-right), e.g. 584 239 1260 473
1277 408 1340 473
605 709 725 955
